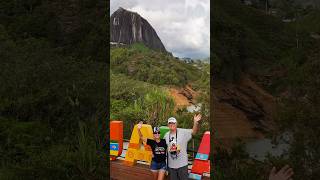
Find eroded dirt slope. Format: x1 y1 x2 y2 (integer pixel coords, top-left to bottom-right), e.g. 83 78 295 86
168 85 198 109
213 76 276 140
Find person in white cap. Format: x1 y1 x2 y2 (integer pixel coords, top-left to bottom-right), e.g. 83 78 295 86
164 114 202 180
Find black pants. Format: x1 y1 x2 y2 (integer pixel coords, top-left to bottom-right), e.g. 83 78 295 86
168 165 188 180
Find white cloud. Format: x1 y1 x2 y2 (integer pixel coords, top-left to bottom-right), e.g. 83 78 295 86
110 0 210 59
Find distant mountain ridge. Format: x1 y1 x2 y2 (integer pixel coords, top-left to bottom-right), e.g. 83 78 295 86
110 7 167 52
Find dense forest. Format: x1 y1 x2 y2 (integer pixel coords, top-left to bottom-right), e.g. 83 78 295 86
213 0 320 179
0 0 108 179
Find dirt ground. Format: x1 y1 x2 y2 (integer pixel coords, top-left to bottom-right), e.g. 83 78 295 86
213 76 276 141
168 85 198 109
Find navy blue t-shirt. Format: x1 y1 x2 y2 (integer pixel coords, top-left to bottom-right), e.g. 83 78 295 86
147 139 167 163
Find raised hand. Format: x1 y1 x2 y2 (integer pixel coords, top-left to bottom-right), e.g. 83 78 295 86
193 114 202 123
269 165 294 180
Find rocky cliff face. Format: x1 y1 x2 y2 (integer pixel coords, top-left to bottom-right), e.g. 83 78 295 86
110 7 167 52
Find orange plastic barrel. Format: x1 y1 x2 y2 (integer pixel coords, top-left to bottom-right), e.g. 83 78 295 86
110 121 123 157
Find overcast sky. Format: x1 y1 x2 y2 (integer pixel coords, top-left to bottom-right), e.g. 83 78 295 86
110 0 210 59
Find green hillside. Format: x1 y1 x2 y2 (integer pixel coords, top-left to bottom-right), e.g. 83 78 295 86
111 43 201 87
110 43 209 139
296 10 320 34
212 0 319 94
213 0 320 179
0 1 108 179
212 0 296 83
110 72 174 137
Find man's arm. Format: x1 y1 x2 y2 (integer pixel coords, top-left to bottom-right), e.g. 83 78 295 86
137 121 147 144
192 114 202 135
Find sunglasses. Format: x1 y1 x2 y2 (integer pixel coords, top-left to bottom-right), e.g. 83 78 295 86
153 132 160 134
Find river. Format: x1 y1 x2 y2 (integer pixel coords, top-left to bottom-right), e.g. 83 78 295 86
245 132 292 161
187 103 202 112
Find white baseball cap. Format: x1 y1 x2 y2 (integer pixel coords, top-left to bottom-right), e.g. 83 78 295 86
168 117 177 124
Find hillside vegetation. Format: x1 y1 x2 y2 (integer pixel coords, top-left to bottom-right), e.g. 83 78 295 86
295 10 320 34
111 43 201 87
110 43 210 140
0 1 108 179
212 0 296 83
213 0 320 179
